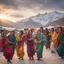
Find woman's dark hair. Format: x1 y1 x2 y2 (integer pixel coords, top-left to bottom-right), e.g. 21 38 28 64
20 30 24 35
51 28 54 31
2 31 7 37
38 30 41 33
59 26 64 32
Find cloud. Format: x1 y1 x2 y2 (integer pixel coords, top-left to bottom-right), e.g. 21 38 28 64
0 0 64 11
0 0 64 22
0 0 15 7
9 14 24 18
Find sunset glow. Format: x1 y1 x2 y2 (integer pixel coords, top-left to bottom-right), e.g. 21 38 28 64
0 14 19 22
0 0 64 23
0 14 8 20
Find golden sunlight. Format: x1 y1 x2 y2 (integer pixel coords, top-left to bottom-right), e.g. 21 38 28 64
0 14 21 22
0 14 7 20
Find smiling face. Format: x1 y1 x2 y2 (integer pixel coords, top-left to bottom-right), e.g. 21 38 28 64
10 31 14 35
2 32 7 38
37 30 41 36
50 28 54 32
28 30 32 35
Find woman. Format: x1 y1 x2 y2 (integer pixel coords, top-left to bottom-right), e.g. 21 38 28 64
48 28 57 53
45 28 51 49
34 30 47 60
8 31 16 56
16 30 25 60
2 31 13 63
26 30 35 60
56 27 64 59
40 26 45 35
54 28 60 48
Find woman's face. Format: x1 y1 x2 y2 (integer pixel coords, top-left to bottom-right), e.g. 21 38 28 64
28 30 32 34
19 32 21 35
10 31 14 35
37 31 41 36
58 27 61 32
56 28 59 33
2 33 6 37
51 29 54 32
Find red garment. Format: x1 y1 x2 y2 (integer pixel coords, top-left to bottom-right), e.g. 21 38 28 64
26 33 35 57
0 39 2 49
2 37 13 60
55 32 60 48
40 26 45 35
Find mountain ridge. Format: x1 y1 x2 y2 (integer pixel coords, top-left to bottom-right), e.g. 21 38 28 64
0 11 64 29
15 11 64 28
47 18 64 26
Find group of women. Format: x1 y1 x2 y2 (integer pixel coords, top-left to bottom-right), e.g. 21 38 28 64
16 29 47 60
0 26 64 63
1 31 16 63
45 26 64 59
0 28 47 63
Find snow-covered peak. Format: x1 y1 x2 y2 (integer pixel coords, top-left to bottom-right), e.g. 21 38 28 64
17 11 64 27
31 11 64 26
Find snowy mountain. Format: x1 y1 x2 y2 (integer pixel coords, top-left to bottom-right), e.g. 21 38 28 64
15 11 64 28
15 19 42 28
31 11 64 26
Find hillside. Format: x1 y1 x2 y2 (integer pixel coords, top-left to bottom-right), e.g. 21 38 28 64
47 18 64 26
0 19 14 27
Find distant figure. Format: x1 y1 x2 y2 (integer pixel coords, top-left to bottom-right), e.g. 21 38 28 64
45 28 51 49
40 26 45 35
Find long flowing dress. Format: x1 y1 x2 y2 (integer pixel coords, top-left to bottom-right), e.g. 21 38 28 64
34 33 47 59
56 32 64 57
26 33 35 58
16 34 25 58
45 29 51 49
53 32 60 48
8 35 16 54
49 32 57 52
2 37 13 60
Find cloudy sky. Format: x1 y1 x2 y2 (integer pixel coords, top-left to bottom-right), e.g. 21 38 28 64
0 0 64 22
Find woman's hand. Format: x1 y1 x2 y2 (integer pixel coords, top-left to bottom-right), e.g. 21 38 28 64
37 40 42 44
28 38 33 40
8 41 15 45
39 40 42 43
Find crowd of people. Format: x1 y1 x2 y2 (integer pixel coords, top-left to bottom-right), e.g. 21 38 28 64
45 26 64 59
0 26 64 63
